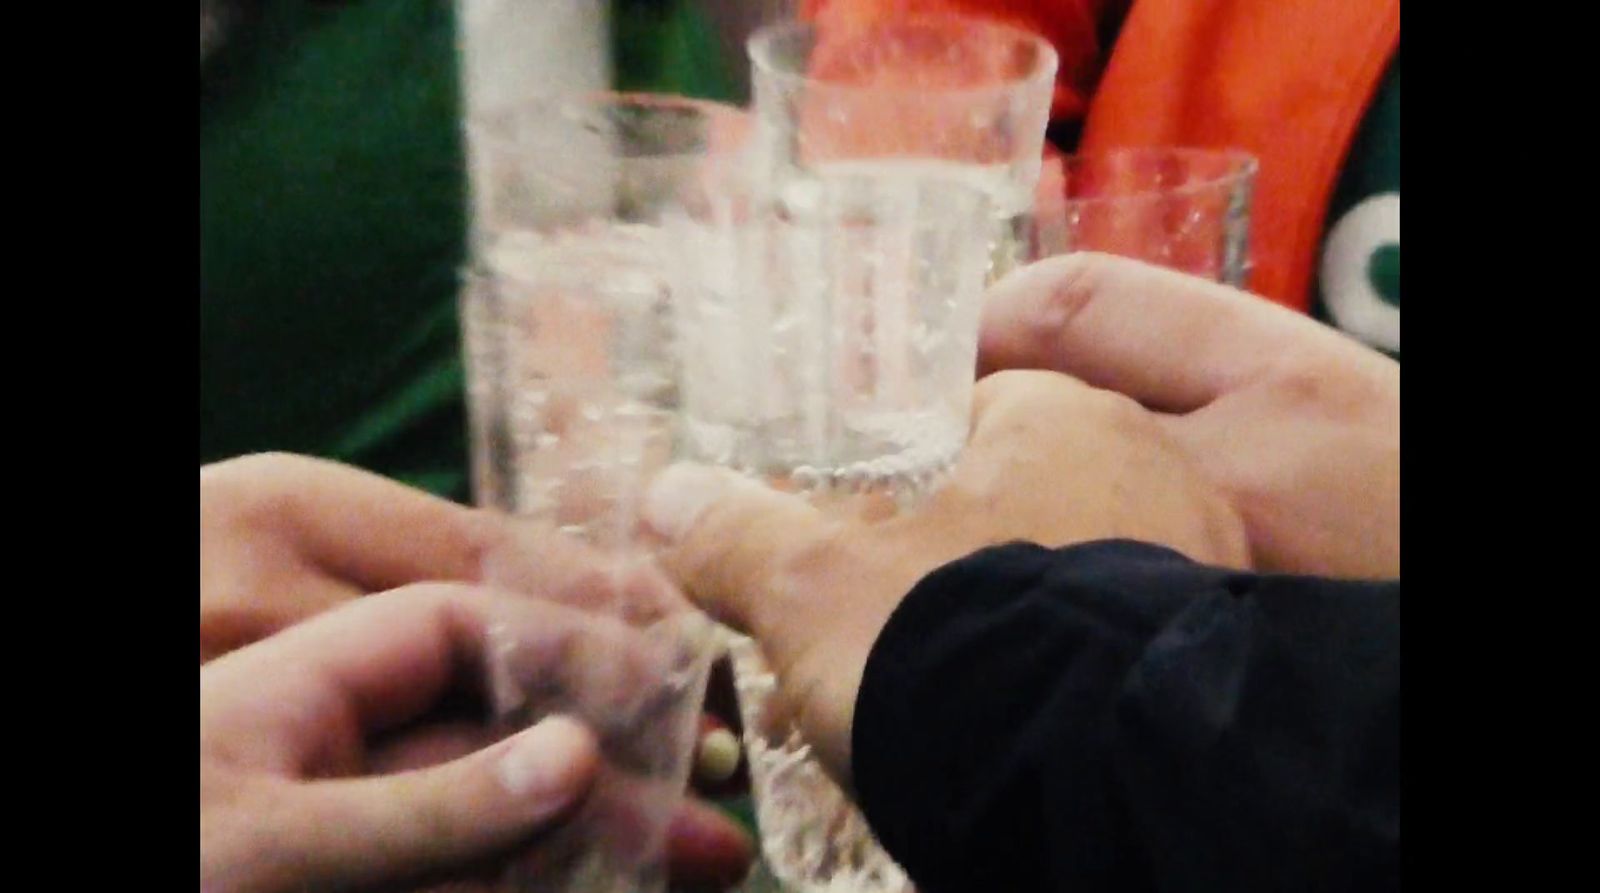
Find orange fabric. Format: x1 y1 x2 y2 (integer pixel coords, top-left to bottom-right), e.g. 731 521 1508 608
1078 0 1398 309
803 0 1117 120
802 0 1400 311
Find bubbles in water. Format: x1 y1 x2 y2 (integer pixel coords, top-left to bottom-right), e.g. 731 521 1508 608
730 636 916 893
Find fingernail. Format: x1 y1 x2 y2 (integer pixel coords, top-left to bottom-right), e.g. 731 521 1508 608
643 464 733 543
497 715 597 816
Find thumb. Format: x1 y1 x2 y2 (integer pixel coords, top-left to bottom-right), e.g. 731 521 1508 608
642 464 828 640
288 714 600 889
977 252 1324 413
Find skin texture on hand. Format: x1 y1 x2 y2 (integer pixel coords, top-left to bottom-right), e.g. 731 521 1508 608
200 584 754 893
201 585 599 893
200 453 493 663
642 369 1250 785
979 253 1399 580
198 455 753 890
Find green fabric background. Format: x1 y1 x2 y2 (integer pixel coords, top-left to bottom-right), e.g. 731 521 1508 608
200 0 734 498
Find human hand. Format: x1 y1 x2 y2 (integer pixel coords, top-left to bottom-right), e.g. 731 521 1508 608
979 253 1400 579
200 453 490 663
640 369 1248 785
200 583 753 893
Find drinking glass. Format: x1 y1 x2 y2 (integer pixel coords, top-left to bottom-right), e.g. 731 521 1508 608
670 140 996 893
1027 148 1259 285
458 92 743 893
748 15 1057 280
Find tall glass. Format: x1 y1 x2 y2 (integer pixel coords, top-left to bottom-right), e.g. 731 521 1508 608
672 147 995 893
1027 148 1259 285
456 0 608 510
459 93 742 893
460 92 745 515
748 15 1057 281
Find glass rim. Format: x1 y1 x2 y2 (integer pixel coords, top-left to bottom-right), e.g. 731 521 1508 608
1042 148 1261 207
748 15 1059 100
465 91 749 157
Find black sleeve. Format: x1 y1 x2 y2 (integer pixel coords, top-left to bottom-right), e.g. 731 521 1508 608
851 540 1399 893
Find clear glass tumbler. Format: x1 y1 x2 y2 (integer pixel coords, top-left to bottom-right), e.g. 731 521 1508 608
670 145 996 893
747 15 1057 281
459 92 745 517
672 162 994 499
1027 147 1259 285
458 92 743 893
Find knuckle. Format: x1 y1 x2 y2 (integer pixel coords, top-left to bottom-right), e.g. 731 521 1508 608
200 452 310 531
1026 252 1115 346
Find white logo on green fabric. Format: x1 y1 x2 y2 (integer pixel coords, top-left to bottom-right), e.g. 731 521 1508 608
1320 192 1399 352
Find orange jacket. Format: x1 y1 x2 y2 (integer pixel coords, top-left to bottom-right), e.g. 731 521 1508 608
801 0 1399 311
